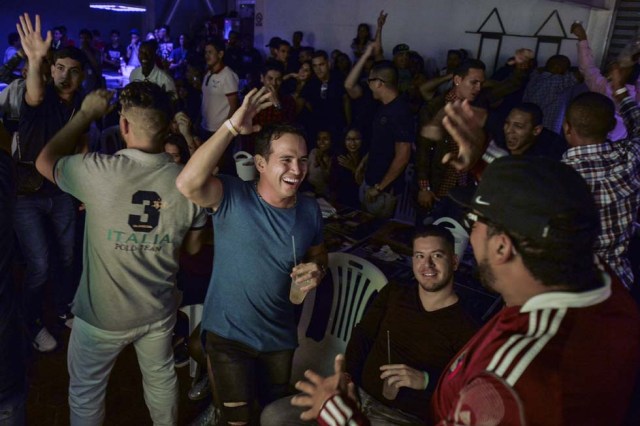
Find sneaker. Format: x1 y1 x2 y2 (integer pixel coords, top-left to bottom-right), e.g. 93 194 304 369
174 342 190 368
188 404 219 426
33 327 57 352
188 374 211 401
57 312 74 329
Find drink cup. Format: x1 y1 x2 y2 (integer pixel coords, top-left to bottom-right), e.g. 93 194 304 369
382 378 398 400
289 277 306 305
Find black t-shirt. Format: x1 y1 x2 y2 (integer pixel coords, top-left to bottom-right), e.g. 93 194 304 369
300 74 347 139
365 95 415 193
17 84 82 195
345 284 478 421
104 43 126 70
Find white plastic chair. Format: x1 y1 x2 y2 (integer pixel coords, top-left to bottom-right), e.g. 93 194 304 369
291 253 388 382
393 163 417 224
434 217 469 259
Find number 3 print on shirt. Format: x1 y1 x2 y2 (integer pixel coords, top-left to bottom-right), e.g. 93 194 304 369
128 190 162 232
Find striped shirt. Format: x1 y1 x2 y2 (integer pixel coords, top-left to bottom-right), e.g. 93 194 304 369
431 274 640 425
562 96 640 289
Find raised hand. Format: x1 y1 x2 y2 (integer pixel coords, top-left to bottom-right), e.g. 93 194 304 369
228 87 273 135
570 22 587 41
80 89 115 121
291 354 356 421
174 111 192 135
441 100 487 171
377 10 388 28
16 13 51 60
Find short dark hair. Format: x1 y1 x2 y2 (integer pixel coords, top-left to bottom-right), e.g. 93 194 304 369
255 124 306 161
164 134 191 163
293 31 303 38
454 59 486 78
262 61 284 76
512 103 543 127
111 29 120 36
566 92 616 140
413 225 455 254
119 81 174 134
53 46 88 68
160 24 170 32
486 216 599 291
545 55 570 74
204 38 226 54
312 50 328 61
370 60 398 87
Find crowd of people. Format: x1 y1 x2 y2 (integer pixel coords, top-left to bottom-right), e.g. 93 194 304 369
0 7 639 426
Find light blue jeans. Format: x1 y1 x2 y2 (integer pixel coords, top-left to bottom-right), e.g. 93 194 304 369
67 313 178 426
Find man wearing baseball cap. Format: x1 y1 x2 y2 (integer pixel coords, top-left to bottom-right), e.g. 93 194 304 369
289 155 640 426
429 155 640 425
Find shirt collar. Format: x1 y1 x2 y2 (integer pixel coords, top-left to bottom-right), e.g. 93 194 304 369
114 148 173 166
563 140 612 159
520 272 611 313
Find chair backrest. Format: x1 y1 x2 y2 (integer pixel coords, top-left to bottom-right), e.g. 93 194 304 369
293 253 388 379
393 162 416 224
433 216 469 259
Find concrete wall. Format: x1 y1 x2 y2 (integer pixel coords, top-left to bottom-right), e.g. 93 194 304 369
254 0 615 74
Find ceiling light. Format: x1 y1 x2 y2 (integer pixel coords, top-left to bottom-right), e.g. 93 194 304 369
89 3 146 12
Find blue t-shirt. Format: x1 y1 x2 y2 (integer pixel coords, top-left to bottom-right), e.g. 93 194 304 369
201 175 324 351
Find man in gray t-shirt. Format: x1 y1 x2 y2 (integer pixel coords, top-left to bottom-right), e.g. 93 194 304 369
35 82 206 426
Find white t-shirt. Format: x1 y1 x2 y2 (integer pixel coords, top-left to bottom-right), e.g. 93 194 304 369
129 65 176 96
201 66 239 132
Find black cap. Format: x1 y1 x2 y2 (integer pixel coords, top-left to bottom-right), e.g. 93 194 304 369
392 43 410 56
266 37 283 48
449 156 599 243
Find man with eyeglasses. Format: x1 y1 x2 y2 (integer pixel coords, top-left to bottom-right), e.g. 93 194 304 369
290 155 640 426
344 37 413 219
430 155 640 425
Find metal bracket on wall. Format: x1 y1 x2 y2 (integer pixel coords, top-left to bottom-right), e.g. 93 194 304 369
466 8 577 70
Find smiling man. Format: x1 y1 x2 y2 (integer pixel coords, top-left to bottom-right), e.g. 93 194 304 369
262 225 477 426
177 87 328 425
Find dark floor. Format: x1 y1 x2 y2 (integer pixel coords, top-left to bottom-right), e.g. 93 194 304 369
25 321 210 426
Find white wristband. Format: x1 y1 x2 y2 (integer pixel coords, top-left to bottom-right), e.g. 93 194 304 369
224 119 239 136
614 87 629 96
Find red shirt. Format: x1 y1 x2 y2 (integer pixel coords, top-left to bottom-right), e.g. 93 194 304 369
431 274 640 425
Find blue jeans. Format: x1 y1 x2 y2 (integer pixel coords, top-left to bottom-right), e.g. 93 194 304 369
68 314 178 426
0 388 26 426
13 192 76 330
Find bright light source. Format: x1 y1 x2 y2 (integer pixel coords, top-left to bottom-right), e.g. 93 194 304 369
89 3 146 12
